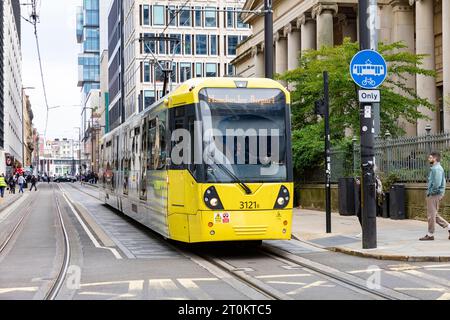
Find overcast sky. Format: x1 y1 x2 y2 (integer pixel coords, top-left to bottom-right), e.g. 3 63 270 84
22 0 110 141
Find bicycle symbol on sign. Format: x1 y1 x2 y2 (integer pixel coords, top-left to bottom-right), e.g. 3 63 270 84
362 77 376 87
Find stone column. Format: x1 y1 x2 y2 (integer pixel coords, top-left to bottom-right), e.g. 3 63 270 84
416 0 437 134
284 23 301 70
297 13 316 51
339 14 357 42
443 0 450 132
312 3 338 49
253 44 265 78
275 31 288 75
391 0 416 136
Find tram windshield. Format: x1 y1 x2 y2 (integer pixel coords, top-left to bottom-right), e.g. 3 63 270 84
199 88 288 183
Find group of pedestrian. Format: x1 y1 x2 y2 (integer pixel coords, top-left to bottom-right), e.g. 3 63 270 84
0 173 38 198
80 172 98 185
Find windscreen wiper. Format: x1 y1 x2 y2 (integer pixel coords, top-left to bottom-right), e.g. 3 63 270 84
215 163 252 195
208 155 252 195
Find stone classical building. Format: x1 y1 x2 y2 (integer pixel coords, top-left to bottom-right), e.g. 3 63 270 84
22 94 34 167
232 0 449 136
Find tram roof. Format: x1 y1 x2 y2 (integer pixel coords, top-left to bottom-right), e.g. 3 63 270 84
166 77 290 107
101 77 290 142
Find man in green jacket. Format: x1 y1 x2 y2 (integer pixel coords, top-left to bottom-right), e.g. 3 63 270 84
420 151 450 241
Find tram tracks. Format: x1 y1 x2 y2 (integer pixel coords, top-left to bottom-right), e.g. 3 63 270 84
62 183 418 300
44 184 71 300
0 194 37 256
0 185 71 300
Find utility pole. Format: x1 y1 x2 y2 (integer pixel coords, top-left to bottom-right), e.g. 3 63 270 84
315 72 331 233
358 0 377 249
264 0 273 79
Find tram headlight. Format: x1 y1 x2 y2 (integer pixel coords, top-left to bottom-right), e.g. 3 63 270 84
274 185 290 209
277 197 285 206
210 198 219 207
204 186 224 210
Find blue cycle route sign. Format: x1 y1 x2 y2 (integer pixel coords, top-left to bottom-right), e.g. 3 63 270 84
350 50 387 89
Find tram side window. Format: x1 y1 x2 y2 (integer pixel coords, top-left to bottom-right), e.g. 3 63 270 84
147 111 167 170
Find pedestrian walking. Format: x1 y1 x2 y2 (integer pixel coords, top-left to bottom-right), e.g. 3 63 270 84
30 175 37 191
8 175 16 194
420 151 450 241
17 174 25 194
0 174 7 198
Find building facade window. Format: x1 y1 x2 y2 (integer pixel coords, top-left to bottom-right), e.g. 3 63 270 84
184 34 192 55
196 34 207 55
143 62 151 82
205 7 217 28
168 5 177 26
227 35 239 56
180 8 191 27
210 35 218 55
153 5 165 26
195 62 203 77
180 63 192 82
143 5 150 25
144 90 155 109
143 33 155 53
226 7 234 28
205 63 217 77
194 7 202 27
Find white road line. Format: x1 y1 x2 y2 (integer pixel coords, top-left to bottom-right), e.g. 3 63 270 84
266 281 307 285
177 278 215 300
255 274 312 279
387 270 450 297
0 286 38 294
287 281 334 295
148 279 187 300
59 187 122 260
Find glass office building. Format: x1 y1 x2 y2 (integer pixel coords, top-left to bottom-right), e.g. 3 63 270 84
77 0 100 96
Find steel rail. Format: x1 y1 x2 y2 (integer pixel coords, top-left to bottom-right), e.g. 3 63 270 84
44 185 71 300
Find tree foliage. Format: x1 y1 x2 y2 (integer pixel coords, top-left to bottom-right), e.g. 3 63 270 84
279 39 436 175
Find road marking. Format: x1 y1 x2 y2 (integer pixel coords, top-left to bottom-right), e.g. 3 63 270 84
387 270 450 298
0 286 38 294
394 288 446 292
437 293 450 300
266 281 307 285
286 281 334 295
405 269 450 288
149 279 186 300
255 274 312 279
59 187 122 260
177 278 215 300
423 264 450 269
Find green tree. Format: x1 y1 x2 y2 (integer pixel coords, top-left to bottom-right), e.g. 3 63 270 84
279 39 436 175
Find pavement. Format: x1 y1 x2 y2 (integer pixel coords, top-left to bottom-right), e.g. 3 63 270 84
0 190 24 211
292 208 450 262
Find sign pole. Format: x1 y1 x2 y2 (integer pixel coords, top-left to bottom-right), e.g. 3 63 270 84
264 0 274 79
324 72 331 234
358 0 377 249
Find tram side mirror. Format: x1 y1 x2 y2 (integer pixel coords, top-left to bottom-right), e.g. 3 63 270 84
261 156 271 166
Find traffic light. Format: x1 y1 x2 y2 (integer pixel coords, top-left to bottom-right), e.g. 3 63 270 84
315 99 326 116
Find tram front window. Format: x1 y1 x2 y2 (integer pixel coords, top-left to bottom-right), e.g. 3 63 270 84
199 88 288 183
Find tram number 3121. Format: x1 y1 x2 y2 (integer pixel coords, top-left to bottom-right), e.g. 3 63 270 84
240 201 260 209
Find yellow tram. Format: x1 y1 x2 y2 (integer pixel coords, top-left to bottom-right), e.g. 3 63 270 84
99 77 293 243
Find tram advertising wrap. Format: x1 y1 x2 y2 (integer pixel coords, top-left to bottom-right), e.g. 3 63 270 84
99 78 293 244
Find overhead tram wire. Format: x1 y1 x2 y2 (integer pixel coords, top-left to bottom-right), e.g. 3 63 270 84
122 0 192 91
24 0 51 139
